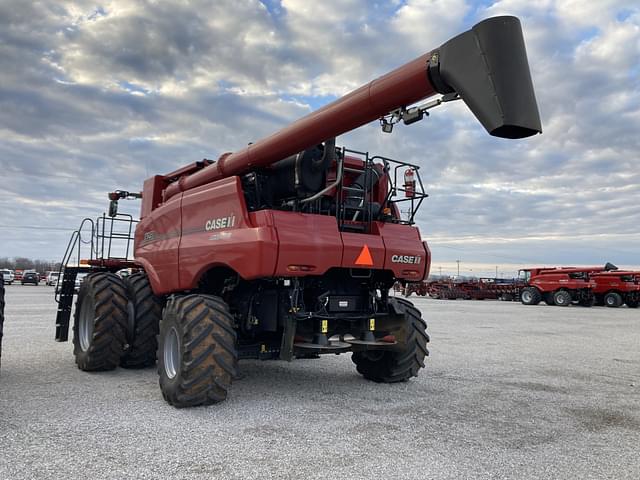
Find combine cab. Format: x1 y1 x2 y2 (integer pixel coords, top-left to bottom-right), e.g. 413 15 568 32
54 16 541 407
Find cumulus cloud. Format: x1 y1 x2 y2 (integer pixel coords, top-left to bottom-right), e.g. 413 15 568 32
0 0 638 273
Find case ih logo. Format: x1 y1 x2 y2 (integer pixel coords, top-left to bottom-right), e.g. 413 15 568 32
205 214 236 231
391 255 422 265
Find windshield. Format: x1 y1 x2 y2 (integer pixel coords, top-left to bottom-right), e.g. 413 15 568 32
518 270 531 282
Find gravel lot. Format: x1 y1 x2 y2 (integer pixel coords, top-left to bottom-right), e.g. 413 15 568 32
1 285 639 479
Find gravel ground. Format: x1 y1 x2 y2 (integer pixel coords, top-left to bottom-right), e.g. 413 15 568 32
1 285 639 479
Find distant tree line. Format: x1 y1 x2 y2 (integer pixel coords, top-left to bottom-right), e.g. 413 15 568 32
0 257 61 272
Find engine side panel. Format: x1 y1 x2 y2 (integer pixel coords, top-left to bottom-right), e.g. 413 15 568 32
375 222 429 280
134 195 182 295
178 177 278 288
271 211 343 277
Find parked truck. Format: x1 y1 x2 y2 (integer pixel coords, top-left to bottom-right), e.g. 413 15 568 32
54 16 541 407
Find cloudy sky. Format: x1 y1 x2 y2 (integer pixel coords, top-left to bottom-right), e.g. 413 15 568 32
1 0 639 277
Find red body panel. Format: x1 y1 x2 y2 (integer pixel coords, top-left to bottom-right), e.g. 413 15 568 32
591 272 640 295
140 175 166 219
135 175 429 295
341 232 385 270
375 222 429 280
177 178 278 289
528 273 594 292
271 212 342 276
135 196 182 294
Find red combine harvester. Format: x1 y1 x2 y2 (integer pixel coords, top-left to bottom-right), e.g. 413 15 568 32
55 17 541 407
518 263 619 307
590 270 640 308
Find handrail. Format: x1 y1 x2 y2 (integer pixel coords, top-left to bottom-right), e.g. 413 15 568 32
54 213 138 303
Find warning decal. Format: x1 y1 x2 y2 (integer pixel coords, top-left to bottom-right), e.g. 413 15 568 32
354 245 374 266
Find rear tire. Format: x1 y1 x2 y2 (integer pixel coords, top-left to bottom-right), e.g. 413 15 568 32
553 290 572 307
73 272 129 371
579 297 595 307
120 273 164 369
543 292 555 306
626 300 639 309
352 298 429 383
521 287 542 305
604 292 623 308
158 294 237 408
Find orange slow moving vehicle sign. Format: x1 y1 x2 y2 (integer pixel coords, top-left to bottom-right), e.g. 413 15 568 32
355 245 374 266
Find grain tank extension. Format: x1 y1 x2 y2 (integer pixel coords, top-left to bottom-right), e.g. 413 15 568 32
55 16 541 407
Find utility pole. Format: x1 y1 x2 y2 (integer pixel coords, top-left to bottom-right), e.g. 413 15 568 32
456 260 460 277
438 266 442 276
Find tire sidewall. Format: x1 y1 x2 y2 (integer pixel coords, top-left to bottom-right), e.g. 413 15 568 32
72 272 128 371
158 298 184 397
605 293 621 307
73 279 97 365
554 290 571 306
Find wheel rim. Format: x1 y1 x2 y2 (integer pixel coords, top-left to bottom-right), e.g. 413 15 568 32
522 291 531 302
78 296 95 351
164 327 180 379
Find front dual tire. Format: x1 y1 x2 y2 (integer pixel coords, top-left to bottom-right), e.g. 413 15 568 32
73 275 238 407
520 287 542 305
73 272 129 371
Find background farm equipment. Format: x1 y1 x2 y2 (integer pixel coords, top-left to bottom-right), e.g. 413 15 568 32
415 278 523 300
517 263 640 307
519 267 598 307
589 270 640 308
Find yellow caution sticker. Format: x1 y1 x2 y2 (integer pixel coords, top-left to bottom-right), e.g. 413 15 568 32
369 318 375 331
321 320 328 334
